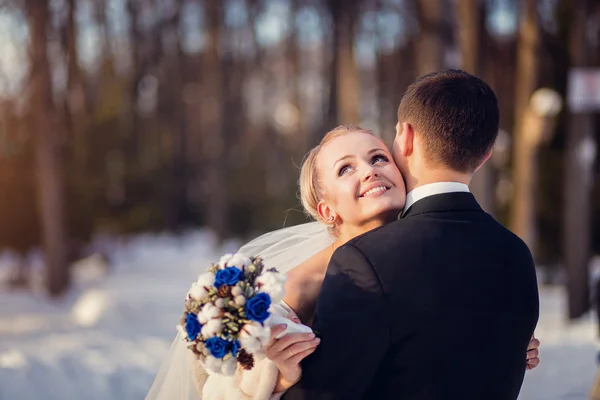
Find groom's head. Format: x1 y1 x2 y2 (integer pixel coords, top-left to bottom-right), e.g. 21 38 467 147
393 69 499 185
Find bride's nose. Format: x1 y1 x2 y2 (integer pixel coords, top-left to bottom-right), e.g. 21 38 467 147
361 165 380 181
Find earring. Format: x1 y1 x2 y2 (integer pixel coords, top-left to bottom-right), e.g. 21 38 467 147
327 216 335 222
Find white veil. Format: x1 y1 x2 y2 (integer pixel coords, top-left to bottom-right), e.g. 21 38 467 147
145 221 334 400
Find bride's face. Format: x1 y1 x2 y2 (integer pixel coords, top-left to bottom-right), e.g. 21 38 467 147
316 132 406 231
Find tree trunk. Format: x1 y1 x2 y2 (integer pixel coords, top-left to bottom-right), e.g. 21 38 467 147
202 0 227 240
63 0 89 177
287 0 307 153
64 0 87 126
166 4 188 231
27 0 70 297
454 0 495 214
415 0 444 76
126 0 143 159
327 0 359 126
455 0 480 73
510 0 540 242
513 89 562 255
564 0 593 319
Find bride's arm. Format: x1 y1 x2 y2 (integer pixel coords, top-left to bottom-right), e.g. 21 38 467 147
282 248 331 324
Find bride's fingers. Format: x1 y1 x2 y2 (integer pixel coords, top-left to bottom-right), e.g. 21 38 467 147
280 338 320 361
527 337 540 351
526 357 539 370
526 348 539 360
266 336 318 364
288 345 318 365
269 332 315 353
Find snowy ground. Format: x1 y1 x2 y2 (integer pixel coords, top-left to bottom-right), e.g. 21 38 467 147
0 230 597 400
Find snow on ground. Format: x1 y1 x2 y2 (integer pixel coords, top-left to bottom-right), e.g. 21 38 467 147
518 286 597 400
0 230 597 399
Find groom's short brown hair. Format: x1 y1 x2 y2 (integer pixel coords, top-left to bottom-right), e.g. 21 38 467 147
397 69 499 173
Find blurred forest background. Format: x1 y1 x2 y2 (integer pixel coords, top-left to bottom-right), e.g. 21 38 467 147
0 0 598 319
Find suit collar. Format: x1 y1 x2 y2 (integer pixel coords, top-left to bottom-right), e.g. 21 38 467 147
402 182 469 217
401 192 482 219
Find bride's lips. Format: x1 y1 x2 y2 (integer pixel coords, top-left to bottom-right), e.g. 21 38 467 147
359 182 391 198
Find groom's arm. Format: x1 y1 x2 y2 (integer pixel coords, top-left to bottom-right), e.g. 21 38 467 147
281 243 390 400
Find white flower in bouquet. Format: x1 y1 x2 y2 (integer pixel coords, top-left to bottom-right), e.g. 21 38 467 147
187 271 215 300
188 282 207 300
198 303 221 324
234 295 246 306
257 270 286 287
196 271 216 289
239 322 271 354
201 318 224 338
218 252 252 270
258 285 285 304
228 253 252 269
231 285 244 296
217 254 234 269
257 271 287 303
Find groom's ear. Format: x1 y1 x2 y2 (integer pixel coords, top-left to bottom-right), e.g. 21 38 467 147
474 150 492 172
398 122 414 157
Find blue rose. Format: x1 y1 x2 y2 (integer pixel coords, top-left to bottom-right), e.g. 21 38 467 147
185 313 202 341
214 267 243 288
205 337 229 358
228 340 241 357
245 292 271 323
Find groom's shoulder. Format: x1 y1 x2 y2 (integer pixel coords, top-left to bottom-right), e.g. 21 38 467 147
348 212 533 257
347 218 415 248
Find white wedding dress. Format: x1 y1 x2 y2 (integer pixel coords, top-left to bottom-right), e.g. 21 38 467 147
145 222 334 400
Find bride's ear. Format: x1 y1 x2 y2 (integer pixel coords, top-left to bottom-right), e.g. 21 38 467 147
317 200 336 224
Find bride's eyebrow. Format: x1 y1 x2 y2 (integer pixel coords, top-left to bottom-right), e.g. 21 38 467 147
332 148 387 167
333 155 353 168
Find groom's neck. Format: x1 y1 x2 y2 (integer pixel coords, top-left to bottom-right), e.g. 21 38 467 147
404 168 471 193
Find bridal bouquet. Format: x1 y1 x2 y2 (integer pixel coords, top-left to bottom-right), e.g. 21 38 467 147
179 253 287 376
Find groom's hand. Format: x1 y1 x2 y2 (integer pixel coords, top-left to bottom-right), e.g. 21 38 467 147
526 335 540 370
265 324 321 392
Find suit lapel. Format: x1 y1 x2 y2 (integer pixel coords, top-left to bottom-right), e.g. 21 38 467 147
401 192 483 219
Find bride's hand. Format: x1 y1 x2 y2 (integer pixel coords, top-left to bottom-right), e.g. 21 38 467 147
526 335 540 370
265 319 321 391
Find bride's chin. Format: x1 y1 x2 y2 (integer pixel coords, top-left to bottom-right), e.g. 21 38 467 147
359 210 399 229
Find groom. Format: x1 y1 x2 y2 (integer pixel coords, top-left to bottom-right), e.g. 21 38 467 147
281 70 539 399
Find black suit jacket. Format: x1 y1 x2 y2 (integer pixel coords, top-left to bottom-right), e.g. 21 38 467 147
282 192 539 400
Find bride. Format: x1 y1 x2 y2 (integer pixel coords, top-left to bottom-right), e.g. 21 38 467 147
146 125 541 399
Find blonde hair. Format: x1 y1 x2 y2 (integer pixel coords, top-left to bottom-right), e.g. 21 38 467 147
299 124 376 231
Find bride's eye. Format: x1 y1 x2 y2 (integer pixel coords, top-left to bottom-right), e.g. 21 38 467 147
372 154 389 164
338 164 352 176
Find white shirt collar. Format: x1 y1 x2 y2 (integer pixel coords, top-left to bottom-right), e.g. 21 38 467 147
401 182 470 217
